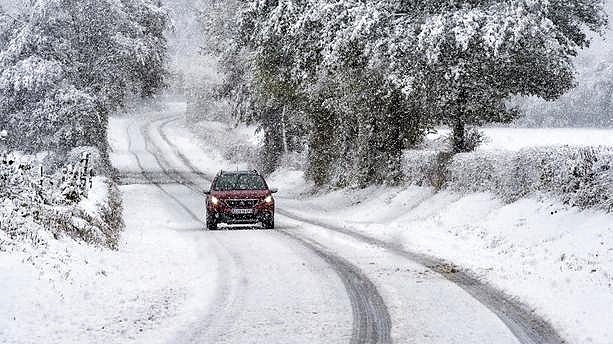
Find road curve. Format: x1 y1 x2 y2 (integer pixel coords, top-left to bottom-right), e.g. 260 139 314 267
150 112 566 344
277 231 392 344
123 115 393 343
152 117 395 343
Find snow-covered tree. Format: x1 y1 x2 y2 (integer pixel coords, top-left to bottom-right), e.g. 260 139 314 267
0 0 169 153
230 0 425 183
206 0 607 185
517 44 613 127
375 0 607 151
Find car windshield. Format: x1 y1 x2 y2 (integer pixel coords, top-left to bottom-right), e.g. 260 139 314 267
213 174 267 191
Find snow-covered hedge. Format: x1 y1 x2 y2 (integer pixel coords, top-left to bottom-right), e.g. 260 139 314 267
402 150 452 191
403 146 613 211
0 148 123 251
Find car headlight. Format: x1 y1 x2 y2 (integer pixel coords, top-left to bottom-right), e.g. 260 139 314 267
211 196 219 205
264 195 273 204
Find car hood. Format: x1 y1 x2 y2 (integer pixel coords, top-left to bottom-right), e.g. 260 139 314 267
212 190 270 199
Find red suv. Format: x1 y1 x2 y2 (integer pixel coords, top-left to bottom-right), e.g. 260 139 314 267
205 170 277 230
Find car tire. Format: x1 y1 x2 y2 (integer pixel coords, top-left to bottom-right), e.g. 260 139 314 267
263 217 275 230
206 218 217 231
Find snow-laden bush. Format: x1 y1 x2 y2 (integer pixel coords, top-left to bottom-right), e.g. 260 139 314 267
0 149 123 251
403 150 449 189
403 146 613 211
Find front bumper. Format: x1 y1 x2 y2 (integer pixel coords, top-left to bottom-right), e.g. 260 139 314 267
213 211 273 225
207 206 274 225
206 195 275 225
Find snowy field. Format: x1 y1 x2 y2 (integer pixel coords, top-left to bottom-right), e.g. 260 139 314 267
428 127 613 150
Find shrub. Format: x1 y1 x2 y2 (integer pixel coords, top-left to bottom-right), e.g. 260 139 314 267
0 149 123 250
403 146 613 211
402 150 440 187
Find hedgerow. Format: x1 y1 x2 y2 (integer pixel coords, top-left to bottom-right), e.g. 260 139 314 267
403 146 613 211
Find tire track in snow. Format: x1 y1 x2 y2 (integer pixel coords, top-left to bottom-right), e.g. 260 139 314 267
140 118 256 343
294 211 561 342
156 115 566 344
125 120 200 222
277 230 392 344
151 116 394 344
124 119 247 343
275 209 566 344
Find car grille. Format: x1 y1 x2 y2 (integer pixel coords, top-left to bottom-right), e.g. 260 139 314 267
225 199 259 208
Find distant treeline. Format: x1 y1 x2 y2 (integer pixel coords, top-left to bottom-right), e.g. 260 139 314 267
516 54 613 128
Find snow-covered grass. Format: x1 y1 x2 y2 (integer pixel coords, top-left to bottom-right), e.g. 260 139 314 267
0 149 123 251
0 164 131 342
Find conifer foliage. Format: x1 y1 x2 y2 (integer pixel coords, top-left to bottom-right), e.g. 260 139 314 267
208 0 606 187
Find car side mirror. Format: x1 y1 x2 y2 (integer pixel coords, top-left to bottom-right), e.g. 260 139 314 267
270 188 278 194
204 189 211 195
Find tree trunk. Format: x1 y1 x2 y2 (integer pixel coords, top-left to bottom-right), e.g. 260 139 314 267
281 105 289 154
452 118 465 153
306 108 336 186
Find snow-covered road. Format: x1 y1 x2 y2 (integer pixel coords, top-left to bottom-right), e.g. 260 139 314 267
108 106 563 343
114 117 354 344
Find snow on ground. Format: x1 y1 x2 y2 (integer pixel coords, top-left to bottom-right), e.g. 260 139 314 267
176 118 613 343
427 127 613 150
0 116 221 344
6 110 608 343
1 184 220 343
154 117 526 344
166 115 613 343
78 177 109 216
277 214 521 344
115 114 357 344
272 175 613 344
108 117 139 172
116 111 613 343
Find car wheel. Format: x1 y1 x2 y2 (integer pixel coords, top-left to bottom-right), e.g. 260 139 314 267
206 218 217 231
263 217 275 230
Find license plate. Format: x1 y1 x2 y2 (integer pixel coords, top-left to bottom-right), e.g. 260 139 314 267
231 208 253 215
